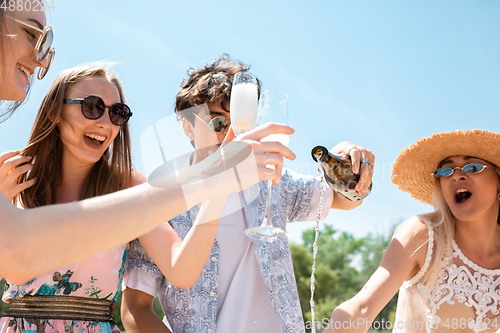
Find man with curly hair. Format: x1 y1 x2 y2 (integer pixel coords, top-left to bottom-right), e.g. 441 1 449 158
121 54 374 333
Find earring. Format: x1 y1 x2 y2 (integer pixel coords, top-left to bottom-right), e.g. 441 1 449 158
497 193 500 201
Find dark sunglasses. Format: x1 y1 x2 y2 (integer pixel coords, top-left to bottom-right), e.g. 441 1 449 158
194 113 230 133
432 163 487 178
6 15 55 79
63 96 132 126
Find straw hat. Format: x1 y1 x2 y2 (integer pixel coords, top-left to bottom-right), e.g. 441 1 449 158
391 130 500 205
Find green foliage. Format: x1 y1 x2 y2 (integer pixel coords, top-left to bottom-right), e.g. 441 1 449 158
291 224 398 332
0 279 7 314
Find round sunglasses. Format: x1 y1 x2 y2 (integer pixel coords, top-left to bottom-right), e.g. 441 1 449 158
63 96 133 126
432 163 487 178
194 113 230 132
6 15 55 80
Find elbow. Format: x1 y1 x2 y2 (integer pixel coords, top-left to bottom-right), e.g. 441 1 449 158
169 277 196 290
165 268 197 289
343 200 362 211
159 264 198 289
332 298 374 321
332 192 363 211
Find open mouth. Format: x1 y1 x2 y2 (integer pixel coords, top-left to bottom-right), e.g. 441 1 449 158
84 133 106 147
455 188 472 205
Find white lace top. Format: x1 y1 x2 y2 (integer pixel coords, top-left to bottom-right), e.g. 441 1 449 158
394 219 500 333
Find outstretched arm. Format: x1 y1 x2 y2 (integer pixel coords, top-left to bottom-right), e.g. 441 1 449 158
0 123 295 284
324 218 430 333
138 169 227 289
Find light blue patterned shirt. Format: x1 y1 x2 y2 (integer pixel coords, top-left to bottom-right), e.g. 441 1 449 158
126 170 323 333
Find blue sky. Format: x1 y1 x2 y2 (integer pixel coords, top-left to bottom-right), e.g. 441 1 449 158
1 0 499 243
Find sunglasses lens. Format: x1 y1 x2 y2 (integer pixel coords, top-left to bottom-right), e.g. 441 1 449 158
210 117 230 132
36 29 53 62
82 97 105 119
109 104 132 126
434 168 453 178
463 164 484 174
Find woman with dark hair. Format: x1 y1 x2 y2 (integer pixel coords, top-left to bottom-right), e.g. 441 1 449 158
0 5 295 286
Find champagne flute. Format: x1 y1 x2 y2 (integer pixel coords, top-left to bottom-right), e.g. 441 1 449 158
230 72 259 136
245 90 289 241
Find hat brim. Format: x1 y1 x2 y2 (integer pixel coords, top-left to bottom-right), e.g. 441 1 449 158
391 130 500 205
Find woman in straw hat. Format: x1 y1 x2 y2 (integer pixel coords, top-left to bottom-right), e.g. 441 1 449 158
324 129 500 333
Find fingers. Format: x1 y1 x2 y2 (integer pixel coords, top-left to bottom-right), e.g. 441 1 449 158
18 177 36 192
256 140 296 161
0 150 21 165
257 165 283 185
354 149 375 194
239 122 295 142
348 148 362 174
0 155 32 175
0 152 35 201
330 142 375 195
9 163 33 179
255 152 284 170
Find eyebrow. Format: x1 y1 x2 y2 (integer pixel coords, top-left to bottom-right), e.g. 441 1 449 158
209 111 227 117
440 156 476 166
27 19 44 30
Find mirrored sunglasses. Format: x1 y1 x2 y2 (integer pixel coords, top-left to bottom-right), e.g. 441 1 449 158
6 15 55 79
432 163 487 178
194 113 230 133
63 96 133 126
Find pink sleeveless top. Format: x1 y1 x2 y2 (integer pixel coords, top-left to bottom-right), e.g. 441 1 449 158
0 245 127 333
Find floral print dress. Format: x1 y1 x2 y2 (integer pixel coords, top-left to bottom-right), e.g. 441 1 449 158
0 245 127 333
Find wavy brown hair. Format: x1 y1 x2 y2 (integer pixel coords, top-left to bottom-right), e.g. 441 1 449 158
15 64 132 208
175 54 262 124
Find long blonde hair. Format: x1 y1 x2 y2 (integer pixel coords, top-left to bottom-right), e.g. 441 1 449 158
15 64 132 208
414 163 500 300
415 180 456 299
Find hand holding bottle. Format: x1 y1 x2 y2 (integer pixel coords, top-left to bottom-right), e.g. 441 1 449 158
312 142 374 200
330 141 374 194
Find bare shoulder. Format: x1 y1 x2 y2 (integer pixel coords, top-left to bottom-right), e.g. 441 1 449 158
393 215 434 270
131 169 147 187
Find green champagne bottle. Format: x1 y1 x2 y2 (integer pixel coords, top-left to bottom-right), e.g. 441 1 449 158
311 145 371 201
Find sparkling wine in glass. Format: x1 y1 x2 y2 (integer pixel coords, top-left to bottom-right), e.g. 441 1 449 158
245 90 289 241
230 72 259 136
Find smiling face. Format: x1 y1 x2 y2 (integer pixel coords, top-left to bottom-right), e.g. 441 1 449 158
58 76 121 169
438 155 500 224
0 7 48 101
183 100 231 163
